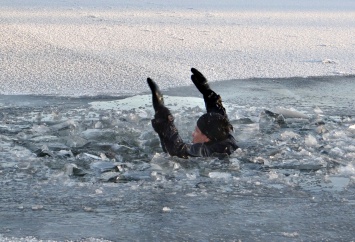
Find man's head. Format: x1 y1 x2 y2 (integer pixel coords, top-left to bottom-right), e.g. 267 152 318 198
192 113 233 143
192 125 210 144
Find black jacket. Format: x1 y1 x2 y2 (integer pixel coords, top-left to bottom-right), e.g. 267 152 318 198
152 91 238 158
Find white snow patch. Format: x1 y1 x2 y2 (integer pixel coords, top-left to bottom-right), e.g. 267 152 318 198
282 232 299 238
304 134 318 147
209 172 232 179
338 163 355 176
162 207 171 212
274 108 308 119
280 131 300 140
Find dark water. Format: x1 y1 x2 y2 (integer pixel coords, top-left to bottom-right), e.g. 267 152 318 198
1 76 355 241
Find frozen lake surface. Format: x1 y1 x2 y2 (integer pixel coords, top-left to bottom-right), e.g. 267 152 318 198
1 76 355 241
1 0 355 240
1 0 355 96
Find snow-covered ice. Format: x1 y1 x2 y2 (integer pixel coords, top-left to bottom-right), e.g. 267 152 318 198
1 0 355 96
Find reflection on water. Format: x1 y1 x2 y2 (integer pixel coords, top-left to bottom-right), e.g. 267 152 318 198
0 86 355 241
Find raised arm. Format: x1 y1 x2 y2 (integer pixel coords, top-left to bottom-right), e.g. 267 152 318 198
191 68 227 118
147 78 190 158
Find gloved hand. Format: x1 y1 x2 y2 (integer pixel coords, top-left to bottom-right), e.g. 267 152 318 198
147 78 165 111
147 78 173 123
191 68 212 96
191 68 225 115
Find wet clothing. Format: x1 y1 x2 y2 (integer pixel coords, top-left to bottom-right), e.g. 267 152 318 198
151 91 238 158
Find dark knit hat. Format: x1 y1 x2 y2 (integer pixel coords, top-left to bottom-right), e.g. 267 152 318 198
197 113 232 141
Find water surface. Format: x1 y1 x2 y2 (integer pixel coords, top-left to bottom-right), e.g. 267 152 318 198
1 76 355 241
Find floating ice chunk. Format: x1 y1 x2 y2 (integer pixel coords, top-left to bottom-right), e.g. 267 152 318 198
65 163 78 175
338 163 355 176
186 192 198 197
324 176 350 191
119 171 151 182
274 107 308 119
314 106 323 114
208 172 232 179
83 206 94 212
65 135 88 147
17 161 31 170
149 163 163 172
259 110 286 133
268 171 279 180
31 205 44 210
349 124 355 130
49 120 76 131
280 131 300 140
80 129 116 140
16 132 29 140
253 156 267 164
151 171 164 181
316 125 327 134
323 130 347 140
135 109 149 119
91 161 120 172
95 189 103 194
30 135 58 142
282 232 299 238
345 145 355 152
345 153 355 160
305 134 318 147
51 111 62 121
101 172 123 182
1 161 19 168
162 207 171 212
57 149 74 158
150 152 169 167
126 113 140 122
95 121 103 129
298 148 311 156
173 162 181 170
84 153 101 160
186 172 197 180
31 124 50 134
100 153 109 160
229 158 240 171
329 147 344 157
34 145 54 157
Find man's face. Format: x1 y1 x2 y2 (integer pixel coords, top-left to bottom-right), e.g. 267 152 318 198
192 126 210 144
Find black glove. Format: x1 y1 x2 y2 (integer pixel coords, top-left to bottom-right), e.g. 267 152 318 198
191 68 226 115
147 78 165 111
147 77 173 122
191 68 213 96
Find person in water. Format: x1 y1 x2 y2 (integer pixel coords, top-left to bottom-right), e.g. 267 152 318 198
147 68 238 158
